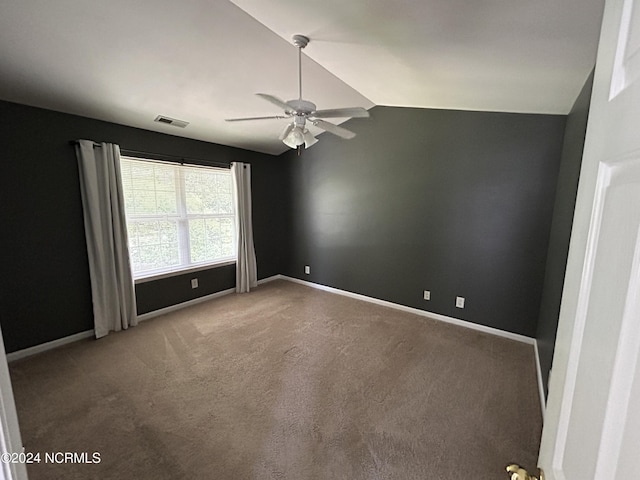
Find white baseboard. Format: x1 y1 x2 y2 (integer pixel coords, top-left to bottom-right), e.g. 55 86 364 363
137 287 236 322
6 277 287 362
6 330 94 363
257 275 283 285
534 340 546 417
137 276 282 323
278 275 546 419
7 272 549 416
7 286 240 362
278 275 547 416
279 275 535 345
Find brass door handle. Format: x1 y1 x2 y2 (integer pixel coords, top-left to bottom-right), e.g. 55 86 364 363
506 464 544 480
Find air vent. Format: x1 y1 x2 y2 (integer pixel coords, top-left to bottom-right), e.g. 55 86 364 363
154 115 189 128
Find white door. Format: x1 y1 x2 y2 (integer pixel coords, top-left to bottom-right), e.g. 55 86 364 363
0 327 28 480
538 0 640 478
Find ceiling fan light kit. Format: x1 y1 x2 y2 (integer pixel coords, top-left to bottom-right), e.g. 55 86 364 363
226 34 369 151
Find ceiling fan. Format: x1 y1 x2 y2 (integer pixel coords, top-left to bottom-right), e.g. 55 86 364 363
225 34 369 150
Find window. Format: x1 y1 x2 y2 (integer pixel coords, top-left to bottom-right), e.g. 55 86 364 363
120 156 236 279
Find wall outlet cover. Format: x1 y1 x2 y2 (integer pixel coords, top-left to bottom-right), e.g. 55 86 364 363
304 266 310 275
191 278 198 289
423 290 430 300
456 296 465 308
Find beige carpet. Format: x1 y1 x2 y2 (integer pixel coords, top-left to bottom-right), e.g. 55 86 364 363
9 279 542 479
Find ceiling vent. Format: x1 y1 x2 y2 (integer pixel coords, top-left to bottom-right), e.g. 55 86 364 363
154 115 189 128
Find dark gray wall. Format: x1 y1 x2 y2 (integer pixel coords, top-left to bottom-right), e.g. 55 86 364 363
0 100 287 352
0 97 586 354
283 106 567 337
536 71 594 395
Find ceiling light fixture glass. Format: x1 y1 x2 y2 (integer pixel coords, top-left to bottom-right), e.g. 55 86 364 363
282 125 317 149
283 126 305 148
302 129 318 148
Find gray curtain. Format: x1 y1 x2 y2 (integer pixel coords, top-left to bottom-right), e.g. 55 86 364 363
75 140 137 338
232 162 257 293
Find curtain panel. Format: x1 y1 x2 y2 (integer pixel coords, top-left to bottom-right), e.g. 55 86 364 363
75 140 137 338
232 162 258 293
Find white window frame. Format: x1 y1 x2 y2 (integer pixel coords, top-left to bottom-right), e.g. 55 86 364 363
120 156 237 282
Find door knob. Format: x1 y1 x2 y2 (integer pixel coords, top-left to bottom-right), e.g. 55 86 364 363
506 463 544 480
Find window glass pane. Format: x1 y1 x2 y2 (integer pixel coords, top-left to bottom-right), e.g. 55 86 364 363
127 220 179 272
184 168 233 215
189 217 235 263
216 218 235 257
120 157 235 278
120 161 132 191
154 167 175 190
133 190 156 215
123 189 135 215
156 191 176 214
121 159 177 215
130 164 156 212
189 218 206 263
218 193 234 214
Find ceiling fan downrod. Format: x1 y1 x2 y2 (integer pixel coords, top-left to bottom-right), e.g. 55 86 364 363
292 35 309 100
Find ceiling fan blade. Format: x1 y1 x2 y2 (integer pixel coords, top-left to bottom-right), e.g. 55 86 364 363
279 123 294 140
225 115 288 122
256 93 293 112
303 129 318 148
312 119 356 139
311 107 370 119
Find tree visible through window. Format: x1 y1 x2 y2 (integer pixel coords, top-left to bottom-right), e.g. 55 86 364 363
120 156 236 279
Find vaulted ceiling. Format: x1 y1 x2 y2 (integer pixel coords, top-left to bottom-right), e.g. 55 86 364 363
0 0 604 155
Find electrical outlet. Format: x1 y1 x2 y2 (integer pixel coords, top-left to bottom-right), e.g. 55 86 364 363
456 296 465 308
423 290 430 300
191 278 198 289
304 265 310 275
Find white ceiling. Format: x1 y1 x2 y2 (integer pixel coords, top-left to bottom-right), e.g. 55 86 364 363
0 0 604 155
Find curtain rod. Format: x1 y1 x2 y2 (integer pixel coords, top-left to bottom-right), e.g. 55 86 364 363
69 140 101 147
120 149 231 169
69 141 231 169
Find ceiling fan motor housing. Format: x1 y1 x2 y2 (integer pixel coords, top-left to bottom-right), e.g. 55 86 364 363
287 99 316 115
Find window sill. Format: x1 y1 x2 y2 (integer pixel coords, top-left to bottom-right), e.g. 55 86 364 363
133 260 236 284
